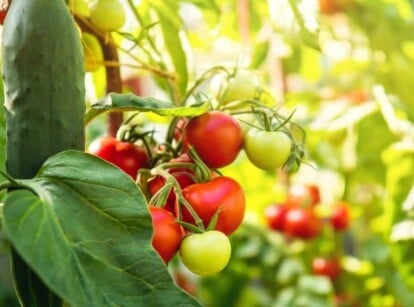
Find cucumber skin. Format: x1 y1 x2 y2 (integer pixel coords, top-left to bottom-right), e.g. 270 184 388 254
2 0 85 179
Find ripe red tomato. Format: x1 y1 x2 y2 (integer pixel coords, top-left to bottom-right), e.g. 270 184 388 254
330 202 350 231
312 257 341 280
286 184 321 207
283 207 322 240
88 136 149 180
184 111 243 168
264 203 290 232
182 176 245 235
149 206 183 263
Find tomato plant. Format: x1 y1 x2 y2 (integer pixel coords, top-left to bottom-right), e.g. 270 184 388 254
179 231 231 276
88 136 149 180
184 111 243 168
244 128 292 170
181 176 245 235
149 206 183 263
2 0 413 306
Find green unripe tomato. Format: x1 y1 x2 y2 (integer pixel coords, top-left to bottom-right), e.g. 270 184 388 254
179 231 231 276
220 70 258 105
244 128 292 170
89 0 125 32
81 32 103 72
69 0 90 17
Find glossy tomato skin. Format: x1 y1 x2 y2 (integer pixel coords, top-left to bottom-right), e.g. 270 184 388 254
182 176 245 235
330 202 350 231
149 206 183 263
283 207 322 240
179 231 231 276
88 136 149 180
244 129 292 170
286 184 321 207
265 203 290 232
312 257 341 280
184 111 243 168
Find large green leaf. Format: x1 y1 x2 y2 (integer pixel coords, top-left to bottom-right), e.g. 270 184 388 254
2 150 200 306
11 249 63 307
85 93 210 125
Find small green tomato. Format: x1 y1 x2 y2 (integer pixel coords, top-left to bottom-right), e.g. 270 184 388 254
244 128 292 170
89 0 126 32
179 231 231 276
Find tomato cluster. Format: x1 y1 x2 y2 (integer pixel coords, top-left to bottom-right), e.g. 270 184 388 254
265 184 352 287
86 67 307 277
265 184 322 240
265 184 350 240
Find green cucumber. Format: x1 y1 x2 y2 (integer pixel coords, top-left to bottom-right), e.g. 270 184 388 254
2 0 85 179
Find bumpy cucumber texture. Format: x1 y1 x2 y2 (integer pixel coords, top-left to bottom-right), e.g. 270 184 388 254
1 0 85 179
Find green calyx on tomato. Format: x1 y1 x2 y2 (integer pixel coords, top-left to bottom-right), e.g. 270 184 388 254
181 176 245 235
244 128 292 171
179 231 231 276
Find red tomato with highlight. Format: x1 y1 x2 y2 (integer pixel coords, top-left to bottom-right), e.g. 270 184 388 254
312 257 341 280
184 111 243 168
182 176 245 235
286 184 321 207
149 206 183 263
265 203 290 232
283 207 322 240
330 202 350 231
88 136 149 180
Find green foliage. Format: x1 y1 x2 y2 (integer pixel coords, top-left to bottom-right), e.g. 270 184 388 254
2 150 200 306
383 142 414 289
85 93 210 124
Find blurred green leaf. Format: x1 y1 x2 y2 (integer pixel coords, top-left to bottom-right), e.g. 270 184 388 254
297 275 333 295
152 2 189 100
